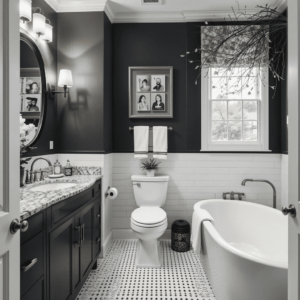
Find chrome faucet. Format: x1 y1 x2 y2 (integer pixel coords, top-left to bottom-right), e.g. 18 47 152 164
241 179 277 209
30 157 52 182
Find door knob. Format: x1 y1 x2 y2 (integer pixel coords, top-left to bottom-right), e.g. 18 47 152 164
10 219 29 234
282 205 296 218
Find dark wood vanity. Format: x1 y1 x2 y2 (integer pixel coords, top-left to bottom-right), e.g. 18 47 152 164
20 180 101 300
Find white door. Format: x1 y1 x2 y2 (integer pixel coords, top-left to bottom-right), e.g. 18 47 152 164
0 0 21 299
288 0 300 299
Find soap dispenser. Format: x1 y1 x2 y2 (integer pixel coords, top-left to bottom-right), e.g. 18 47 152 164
64 160 73 176
53 160 63 175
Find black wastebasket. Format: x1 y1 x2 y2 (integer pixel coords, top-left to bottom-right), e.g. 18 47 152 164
171 220 190 252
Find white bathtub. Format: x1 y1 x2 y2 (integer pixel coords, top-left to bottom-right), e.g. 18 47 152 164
194 199 288 300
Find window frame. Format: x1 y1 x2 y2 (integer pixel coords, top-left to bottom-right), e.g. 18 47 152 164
201 67 270 152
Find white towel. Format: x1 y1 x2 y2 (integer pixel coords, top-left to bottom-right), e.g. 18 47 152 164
191 209 215 254
134 126 149 159
153 126 168 160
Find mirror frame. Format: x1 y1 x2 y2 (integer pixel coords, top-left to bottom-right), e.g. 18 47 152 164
20 31 47 148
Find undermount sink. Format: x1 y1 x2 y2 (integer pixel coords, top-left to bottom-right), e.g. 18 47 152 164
30 183 77 192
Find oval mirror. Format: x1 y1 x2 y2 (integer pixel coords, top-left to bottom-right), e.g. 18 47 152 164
20 32 46 146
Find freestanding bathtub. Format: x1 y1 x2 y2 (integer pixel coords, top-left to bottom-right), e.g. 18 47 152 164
194 199 288 300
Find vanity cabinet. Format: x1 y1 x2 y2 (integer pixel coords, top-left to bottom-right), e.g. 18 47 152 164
21 180 101 300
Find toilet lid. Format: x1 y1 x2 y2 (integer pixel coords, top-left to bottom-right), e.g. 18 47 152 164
131 207 167 225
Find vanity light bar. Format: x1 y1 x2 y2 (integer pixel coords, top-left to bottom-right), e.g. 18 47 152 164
129 127 173 131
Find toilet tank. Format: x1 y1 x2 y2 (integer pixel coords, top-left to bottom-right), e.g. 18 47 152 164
131 175 169 207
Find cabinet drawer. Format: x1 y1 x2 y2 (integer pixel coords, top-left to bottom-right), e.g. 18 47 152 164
21 231 44 297
21 211 44 245
21 277 45 300
51 188 94 225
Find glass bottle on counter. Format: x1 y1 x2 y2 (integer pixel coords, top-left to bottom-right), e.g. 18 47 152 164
53 160 63 175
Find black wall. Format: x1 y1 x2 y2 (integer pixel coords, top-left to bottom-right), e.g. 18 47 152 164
112 22 286 153
22 0 57 157
103 13 113 153
56 12 111 153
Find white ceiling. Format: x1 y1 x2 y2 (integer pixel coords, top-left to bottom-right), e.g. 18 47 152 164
45 0 287 23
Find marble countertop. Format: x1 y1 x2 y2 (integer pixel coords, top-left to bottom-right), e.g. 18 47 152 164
20 174 102 221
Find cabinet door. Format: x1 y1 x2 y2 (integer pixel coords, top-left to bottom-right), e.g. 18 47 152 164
49 217 74 300
80 202 94 279
21 277 45 300
93 199 101 260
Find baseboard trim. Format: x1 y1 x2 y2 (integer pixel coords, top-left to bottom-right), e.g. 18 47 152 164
100 231 113 258
112 229 171 240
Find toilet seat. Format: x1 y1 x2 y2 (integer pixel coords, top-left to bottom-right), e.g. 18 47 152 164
131 207 167 227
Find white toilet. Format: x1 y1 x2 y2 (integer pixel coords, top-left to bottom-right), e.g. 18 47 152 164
131 175 169 268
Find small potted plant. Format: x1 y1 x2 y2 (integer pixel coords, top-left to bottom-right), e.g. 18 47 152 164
20 114 36 187
141 159 161 177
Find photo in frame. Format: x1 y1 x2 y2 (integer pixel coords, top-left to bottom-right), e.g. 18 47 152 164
137 93 151 111
22 94 41 112
129 67 173 118
151 93 166 111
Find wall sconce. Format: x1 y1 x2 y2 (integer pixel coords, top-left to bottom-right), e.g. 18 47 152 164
32 8 46 37
42 20 53 43
20 0 32 23
49 69 73 99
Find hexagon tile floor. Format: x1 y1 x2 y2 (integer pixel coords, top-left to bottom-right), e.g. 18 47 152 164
76 240 216 300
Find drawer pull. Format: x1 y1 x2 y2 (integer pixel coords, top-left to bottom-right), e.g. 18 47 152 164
22 258 37 272
96 237 101 243
97 214 100 218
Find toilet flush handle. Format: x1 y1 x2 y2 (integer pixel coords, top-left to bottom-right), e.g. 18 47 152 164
133 182 141 187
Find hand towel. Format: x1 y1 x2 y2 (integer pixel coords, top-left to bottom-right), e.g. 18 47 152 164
134 126 149 159
191 209 215 254
153 126 168 160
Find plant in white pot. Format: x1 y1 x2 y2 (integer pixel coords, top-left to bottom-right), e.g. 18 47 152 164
141 159 161 177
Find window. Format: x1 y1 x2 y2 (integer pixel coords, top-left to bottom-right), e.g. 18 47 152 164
201 67 269 152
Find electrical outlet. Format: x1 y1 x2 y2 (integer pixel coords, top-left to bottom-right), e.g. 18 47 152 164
50 141 54 150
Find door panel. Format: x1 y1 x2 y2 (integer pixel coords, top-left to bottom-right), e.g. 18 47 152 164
49 218 74 300
0 0 22 299
80 203 94 278
288 0 300 299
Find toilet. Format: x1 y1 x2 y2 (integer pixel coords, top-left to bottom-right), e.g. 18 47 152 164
131 175 169 268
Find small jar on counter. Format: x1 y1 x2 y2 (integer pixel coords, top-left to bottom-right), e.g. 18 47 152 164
53 160 63 175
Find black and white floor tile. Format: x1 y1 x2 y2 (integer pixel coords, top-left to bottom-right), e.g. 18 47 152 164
76 240 216 300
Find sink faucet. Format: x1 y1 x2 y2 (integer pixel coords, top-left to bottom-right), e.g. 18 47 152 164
30 157 52 182
241 179 277 209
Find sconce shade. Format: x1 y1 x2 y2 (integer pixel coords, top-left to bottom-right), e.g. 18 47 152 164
42 23 53 43
33 13 46 36
58 70 73 87
20 0 32 23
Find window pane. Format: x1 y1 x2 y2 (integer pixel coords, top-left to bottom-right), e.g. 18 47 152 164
243 101 258 120
211 78 227 99
242 77 259 99
212 121 227 141
211 68 227 77
228 121 242 140
243 121 258 141
212 101 227 120
228 68 241 77
228 101 242 120
227 77 242 99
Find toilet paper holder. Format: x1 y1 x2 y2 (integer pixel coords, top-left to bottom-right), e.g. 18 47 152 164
105 186 111 197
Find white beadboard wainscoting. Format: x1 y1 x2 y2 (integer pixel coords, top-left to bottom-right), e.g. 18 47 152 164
112 153 284 236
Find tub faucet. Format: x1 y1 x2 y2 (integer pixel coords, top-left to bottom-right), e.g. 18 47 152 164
30 157 53 182
241 179 276 209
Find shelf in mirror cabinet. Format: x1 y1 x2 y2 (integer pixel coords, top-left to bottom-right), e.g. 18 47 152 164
20 112 41 119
